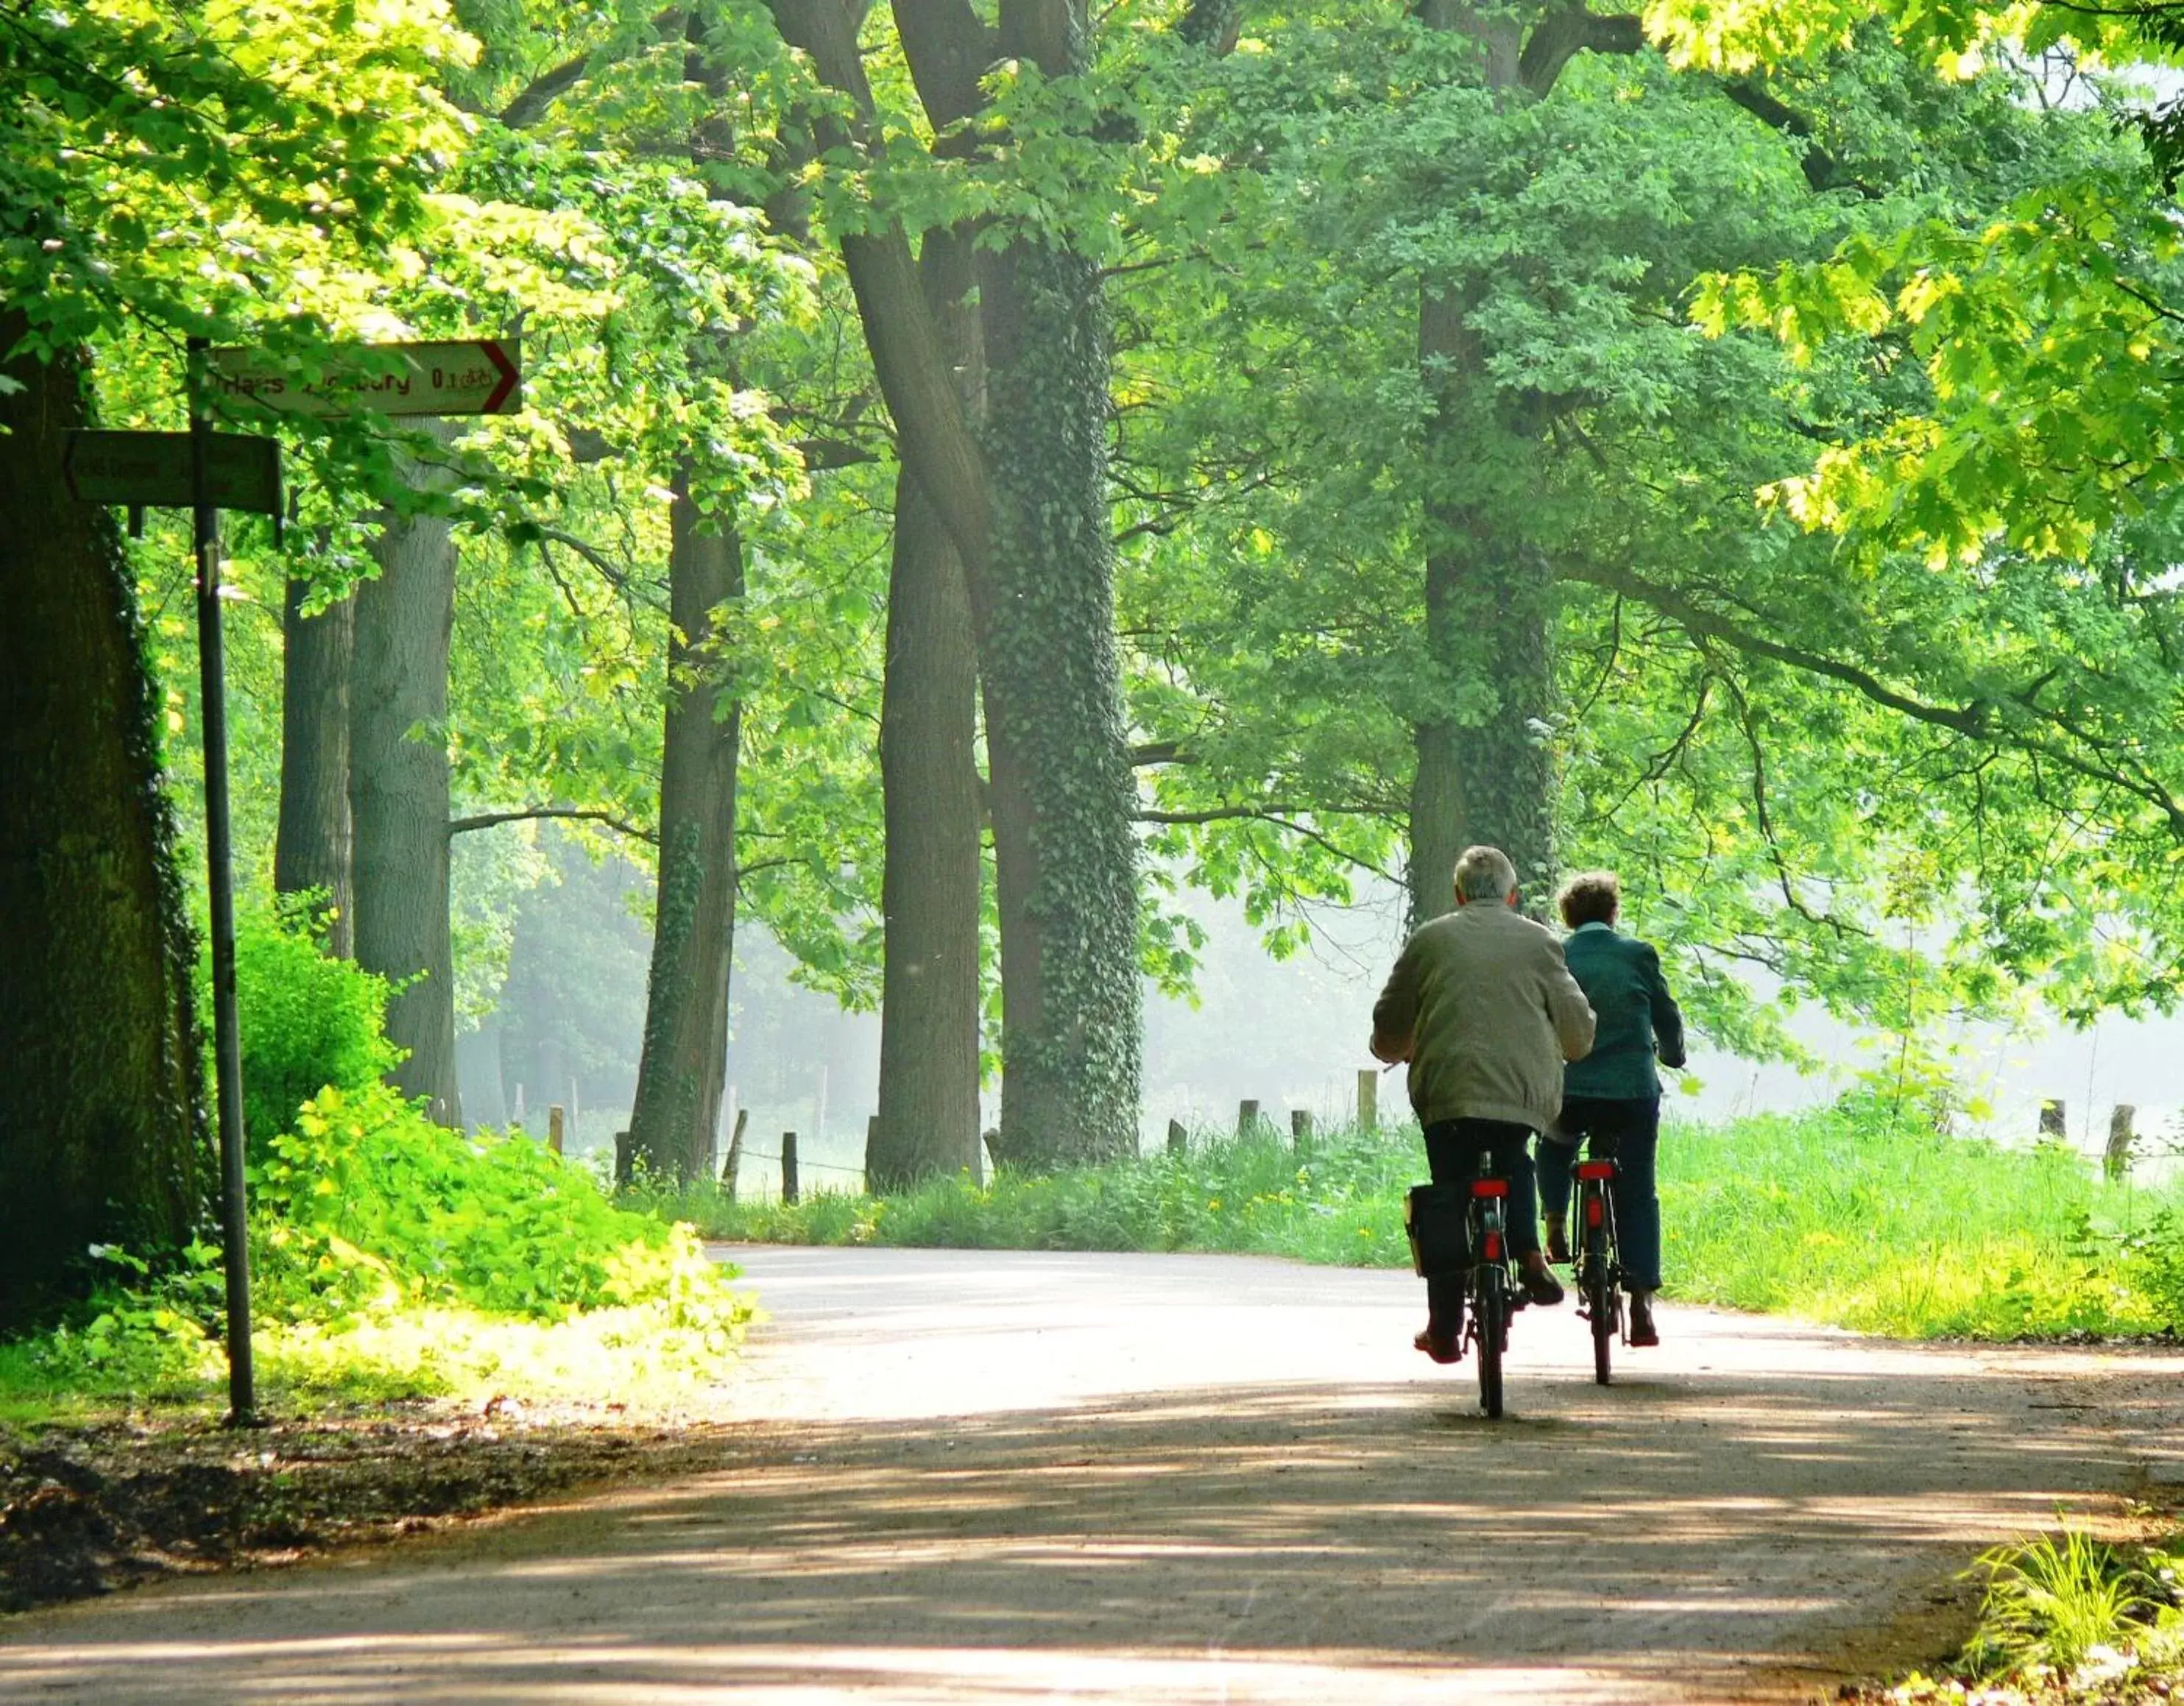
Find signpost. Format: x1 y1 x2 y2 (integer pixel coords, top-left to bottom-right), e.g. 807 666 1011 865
185 338 258 1427
65 431 281 516
67 330 523 1426
208 338 522 418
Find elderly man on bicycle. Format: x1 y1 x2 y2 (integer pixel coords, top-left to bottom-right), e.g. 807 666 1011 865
1371 845 1597 1363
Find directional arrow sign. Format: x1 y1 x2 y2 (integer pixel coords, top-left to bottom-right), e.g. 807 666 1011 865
207 338 522 418
64 431 283 515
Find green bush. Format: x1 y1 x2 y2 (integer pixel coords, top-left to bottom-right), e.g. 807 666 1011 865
15 916 752 1410
255 1083 741 1328
230 907 400 1158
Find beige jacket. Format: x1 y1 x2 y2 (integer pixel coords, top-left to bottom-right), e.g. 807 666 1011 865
1371 903 1596 1132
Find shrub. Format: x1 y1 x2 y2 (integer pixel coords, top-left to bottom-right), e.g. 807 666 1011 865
18 1018 751 1406
230 907 400 1158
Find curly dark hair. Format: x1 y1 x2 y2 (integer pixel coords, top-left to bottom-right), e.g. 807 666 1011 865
1558 870 1620 930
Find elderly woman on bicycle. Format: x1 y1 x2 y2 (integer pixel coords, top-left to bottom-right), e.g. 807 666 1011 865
1536 870 1686 1348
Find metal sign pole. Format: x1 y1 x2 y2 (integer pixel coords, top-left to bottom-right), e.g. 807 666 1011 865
188 335 256 1425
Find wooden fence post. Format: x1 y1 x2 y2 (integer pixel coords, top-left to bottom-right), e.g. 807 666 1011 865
1357 1069 1377 1132
1237 1099 1260 1138
1290 1109 1312 1147
721 1107 749 1197
782 1130 799 1204
1167 1118 1187 1157
547 1104 565 1155
2107 1105 2136 1181
2039 1099 2066 1142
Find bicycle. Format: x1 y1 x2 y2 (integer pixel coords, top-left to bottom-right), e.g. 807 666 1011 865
1462 1156 1519 1418
1569 1143 1624 1386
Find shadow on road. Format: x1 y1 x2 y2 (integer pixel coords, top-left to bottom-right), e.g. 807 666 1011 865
0 1337 2161 1705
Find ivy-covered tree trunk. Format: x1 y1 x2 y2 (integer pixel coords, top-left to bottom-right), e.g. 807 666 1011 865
275 580 354 956
626 470 743 1182
766 0 1142 1167
977 236 1143 1169
0 321 204 1328
870 230 984 1192
350 429 462 1124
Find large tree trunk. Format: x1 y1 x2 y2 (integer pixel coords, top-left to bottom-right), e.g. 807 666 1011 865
626 471 744 1182
275 579 354 955
1404 523 1559 924
1407 6 1562 926
869 230 986 1193
0 320 204 1328
350 425 462 1123
977 234 1142 1169
771 0 1143 1167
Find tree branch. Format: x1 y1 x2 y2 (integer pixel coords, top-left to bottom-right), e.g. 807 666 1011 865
1137 805 1398 879
495 7 684 130
1565 559 2184 834
1517 8 1642 99
1718 78 1859 196
449 807 657 843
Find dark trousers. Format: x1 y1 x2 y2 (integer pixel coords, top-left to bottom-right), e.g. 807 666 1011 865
1421 1117 1540 1335
1538 1094 1661 1292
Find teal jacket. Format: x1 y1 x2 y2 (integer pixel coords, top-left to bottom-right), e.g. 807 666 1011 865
1561 924 1685 1100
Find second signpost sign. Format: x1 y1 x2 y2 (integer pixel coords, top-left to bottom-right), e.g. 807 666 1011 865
208 338 523 419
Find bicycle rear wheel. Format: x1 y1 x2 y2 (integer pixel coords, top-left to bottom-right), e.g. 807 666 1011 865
1475 1268 1506 1418
1586 1202 1614 1387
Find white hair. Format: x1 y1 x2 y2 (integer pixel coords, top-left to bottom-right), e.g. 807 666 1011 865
1452 845 1518 904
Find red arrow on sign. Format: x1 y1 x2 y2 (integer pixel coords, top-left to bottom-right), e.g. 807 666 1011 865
479 340 519 415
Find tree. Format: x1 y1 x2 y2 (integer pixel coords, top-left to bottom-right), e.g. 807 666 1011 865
274 581 355 955
350 425 464 1123
870 233 985 1191
1650 0 2184 565
0 0 457 1314
763 0 1146 1168
0 322 205 1328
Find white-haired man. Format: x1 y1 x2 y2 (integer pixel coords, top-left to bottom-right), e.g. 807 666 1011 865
1370 845 1597 1362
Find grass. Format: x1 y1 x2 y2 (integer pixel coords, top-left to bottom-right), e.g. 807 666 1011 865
632 1102 2184 1342
1862 1529 2184 1702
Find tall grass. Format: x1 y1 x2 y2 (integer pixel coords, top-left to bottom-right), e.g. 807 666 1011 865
1662 1107 2166 1337
636 1105 2184 1341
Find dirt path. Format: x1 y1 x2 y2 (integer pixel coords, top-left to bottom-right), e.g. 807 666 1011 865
6 1246 2184 1703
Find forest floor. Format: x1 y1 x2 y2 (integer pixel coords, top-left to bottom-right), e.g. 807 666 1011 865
4 1246 2184 1703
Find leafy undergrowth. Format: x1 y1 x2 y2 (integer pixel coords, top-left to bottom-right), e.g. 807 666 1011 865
0 1088 757 1613
649 1102 2184 1342
0 1400 746 1613
3 1084 755 1415
1847 1530 2184 1704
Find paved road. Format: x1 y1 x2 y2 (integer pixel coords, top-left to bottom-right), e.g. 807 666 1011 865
6 1246 2184 1703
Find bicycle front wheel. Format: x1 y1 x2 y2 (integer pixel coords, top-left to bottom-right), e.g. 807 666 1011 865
1475 1269 1506 1418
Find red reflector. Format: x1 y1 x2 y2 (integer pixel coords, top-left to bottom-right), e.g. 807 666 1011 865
1483 1233 1502 1261
1575 1161 1616 1181
1471 1178 1508 1198
1585 1200 1603 1228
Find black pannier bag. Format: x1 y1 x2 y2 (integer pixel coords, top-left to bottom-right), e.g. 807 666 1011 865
1405 1181 1470 1278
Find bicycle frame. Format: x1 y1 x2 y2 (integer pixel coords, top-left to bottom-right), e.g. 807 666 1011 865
1464 1155 1517 1417
1572 1151 1622 1384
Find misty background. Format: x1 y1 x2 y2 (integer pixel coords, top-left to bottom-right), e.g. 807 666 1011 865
450 832 2184 1195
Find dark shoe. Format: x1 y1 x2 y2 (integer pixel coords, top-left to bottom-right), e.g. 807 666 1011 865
1544 1214 1570 1265
1413 1328 1462 1365
1628 1292 1658 1348
1519 1259 1564 1308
